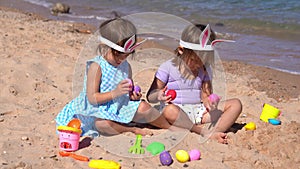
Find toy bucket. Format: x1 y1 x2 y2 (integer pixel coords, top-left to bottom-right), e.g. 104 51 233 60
57 126 82 151
260 103 280 122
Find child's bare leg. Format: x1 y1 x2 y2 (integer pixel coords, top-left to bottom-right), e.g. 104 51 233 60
212 98 242 132
94 119 152 136
133 101 173 130
201 98 242 143
162 104 203 134
162 104 229 143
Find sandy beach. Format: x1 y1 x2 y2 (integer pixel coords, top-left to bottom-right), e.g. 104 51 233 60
0 7 300 169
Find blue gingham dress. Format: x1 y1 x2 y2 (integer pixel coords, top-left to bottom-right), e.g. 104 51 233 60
55 56 141 137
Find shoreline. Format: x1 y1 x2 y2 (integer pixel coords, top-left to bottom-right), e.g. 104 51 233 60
1 1 300 75
0 6 300 169
1 4 299 115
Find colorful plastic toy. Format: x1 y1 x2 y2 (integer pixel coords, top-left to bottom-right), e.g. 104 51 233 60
175 150 189 163
67 118 81 129
134 85 141 93
57 118 82 151
126 78 133 86
59 151 89 162
125 78 133 91
268 118 281 125
128 134 145 154
208 93 221 103
260 103 281 122
188 149 201 161
166 89 177 101
146 141 165 155
159 150 173 166
88 159 121 169
244 122 256 130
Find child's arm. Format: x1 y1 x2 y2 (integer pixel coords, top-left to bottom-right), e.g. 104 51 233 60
127 64 142 101
201 81 212 99
86 62 131 105
201 80 213 108
146 77 171 103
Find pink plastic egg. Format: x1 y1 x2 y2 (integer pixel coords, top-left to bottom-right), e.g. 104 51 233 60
188 149 201 161
125 78 133 86
208 94 220 103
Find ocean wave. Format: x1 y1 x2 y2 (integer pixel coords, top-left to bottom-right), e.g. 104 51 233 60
23 0 52 8
58 13 95 19
264 65 300 75
57 13 108 21
270 59 283 62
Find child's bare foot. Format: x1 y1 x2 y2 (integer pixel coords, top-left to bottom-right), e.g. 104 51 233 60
133 127 153 136
209 132 228 144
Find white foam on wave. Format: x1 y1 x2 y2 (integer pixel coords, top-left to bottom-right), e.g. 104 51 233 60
57 13 108 22
270 58 283 62
265 65 300 75
57 13 108 21
144 37 165 41
23 0 52 8
58 13 96 19
96 16 107 21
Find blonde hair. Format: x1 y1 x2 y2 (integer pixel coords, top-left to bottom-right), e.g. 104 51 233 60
175 24 216 69
97 18 137 56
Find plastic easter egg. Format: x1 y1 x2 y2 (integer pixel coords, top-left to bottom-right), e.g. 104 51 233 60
134 85 141 93
188 149 201 161
268 118 281 125
159 151 173 166
244 122 256 130
125 78 133 89
166 90 177 101
67 118 81 129
125 78 133 86
208 94 220 103
175 150 189 163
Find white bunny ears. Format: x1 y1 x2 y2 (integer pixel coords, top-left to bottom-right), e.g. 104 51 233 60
99 34 147 53
179 24 234 51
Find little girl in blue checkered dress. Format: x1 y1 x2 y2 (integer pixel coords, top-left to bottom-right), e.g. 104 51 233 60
55 18 172 137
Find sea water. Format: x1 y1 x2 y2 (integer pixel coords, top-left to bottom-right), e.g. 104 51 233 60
1 0 300 74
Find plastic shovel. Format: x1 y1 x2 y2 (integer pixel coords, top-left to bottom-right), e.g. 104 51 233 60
59 151 89 162
128 134 145 154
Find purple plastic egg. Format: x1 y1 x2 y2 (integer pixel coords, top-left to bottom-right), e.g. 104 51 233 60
188 149 201 161
159 150 173 166
134 85 141 93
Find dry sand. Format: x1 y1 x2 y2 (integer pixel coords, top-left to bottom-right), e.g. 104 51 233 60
0 7 300 169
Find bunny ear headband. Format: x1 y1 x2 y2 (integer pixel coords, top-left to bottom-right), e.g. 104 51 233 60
99 34 147 53
179 24 235 51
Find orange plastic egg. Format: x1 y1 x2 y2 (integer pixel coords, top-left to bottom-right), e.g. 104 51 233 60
67 118 81 129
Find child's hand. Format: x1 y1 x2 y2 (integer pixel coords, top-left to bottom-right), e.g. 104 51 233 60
111 79 132 98
130 91 142 101
204 101 213 112
157 86 172 103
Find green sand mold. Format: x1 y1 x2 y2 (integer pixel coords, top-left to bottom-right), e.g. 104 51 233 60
146 142 165 155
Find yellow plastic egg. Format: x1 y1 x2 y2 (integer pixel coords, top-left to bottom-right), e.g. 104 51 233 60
175 150 189 163
244 122 256 130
